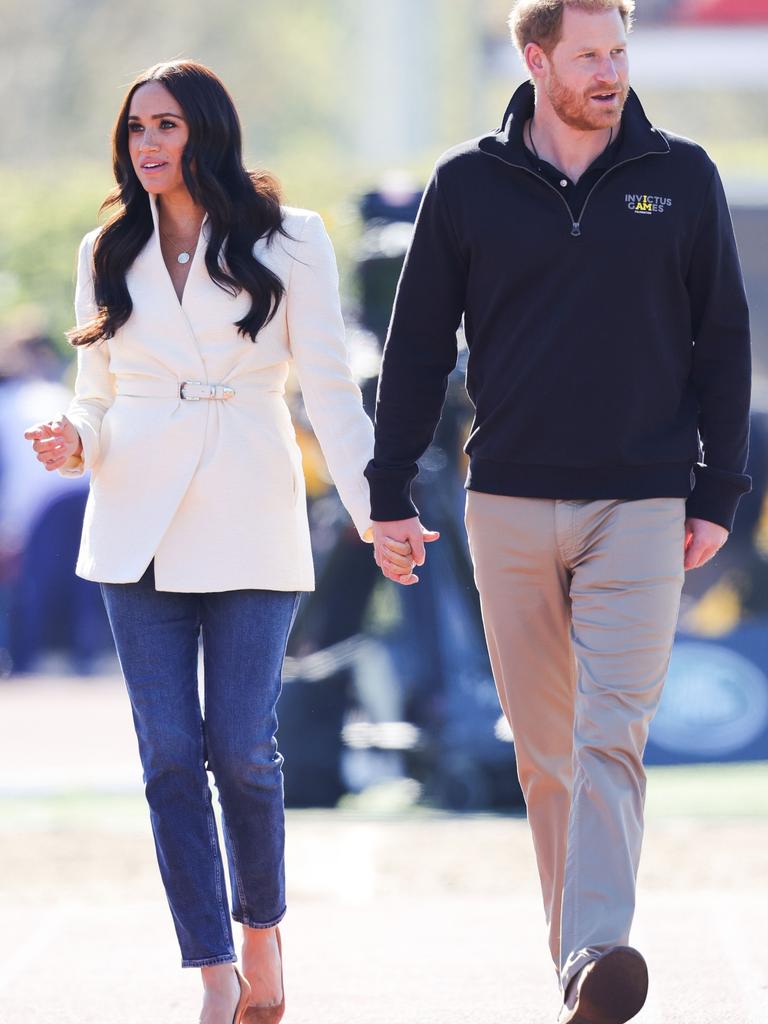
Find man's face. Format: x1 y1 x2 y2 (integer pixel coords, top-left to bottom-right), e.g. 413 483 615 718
543 7 630 131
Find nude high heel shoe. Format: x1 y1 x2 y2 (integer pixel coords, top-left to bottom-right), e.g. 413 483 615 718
242 927 285 1024
233 965 252 1024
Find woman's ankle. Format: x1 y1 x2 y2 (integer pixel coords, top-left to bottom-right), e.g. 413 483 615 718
242 924 277 948
201 963 239 992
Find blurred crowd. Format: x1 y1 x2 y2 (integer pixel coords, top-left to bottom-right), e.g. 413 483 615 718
3 180 768 683
3 174 768 799
0 328 113 676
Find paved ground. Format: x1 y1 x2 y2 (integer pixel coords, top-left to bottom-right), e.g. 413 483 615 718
1 676 767 1024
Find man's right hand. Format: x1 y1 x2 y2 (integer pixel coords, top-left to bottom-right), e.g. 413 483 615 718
372 517 440 586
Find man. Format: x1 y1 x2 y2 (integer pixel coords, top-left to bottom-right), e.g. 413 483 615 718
365 2 751 1022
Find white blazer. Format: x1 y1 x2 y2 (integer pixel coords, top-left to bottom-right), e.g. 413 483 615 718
61 194 374 593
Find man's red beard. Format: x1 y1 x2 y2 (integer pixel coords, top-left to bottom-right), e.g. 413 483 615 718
546 67 628 131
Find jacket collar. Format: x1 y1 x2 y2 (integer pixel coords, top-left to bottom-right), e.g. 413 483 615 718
478 80 670 168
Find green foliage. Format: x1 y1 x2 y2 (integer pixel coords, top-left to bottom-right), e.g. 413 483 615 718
0 152 411 349
0 165 112 348
1 1 765 347
0 0 438 344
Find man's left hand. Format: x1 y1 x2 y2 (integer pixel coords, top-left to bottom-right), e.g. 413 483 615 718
684 517 729 571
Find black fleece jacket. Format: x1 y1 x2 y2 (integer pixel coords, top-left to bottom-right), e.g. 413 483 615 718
365 83 752 531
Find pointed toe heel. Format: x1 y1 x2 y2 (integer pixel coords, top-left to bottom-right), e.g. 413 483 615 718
233 965 252 1024
242 927 285 1024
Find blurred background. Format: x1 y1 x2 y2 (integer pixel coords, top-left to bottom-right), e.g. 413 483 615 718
1 0 768 813
1 5 768 1023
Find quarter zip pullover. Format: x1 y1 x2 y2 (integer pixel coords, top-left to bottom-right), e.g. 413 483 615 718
365 82 751 531
522 123 622 221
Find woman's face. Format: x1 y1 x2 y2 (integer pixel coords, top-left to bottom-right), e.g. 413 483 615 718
127 81 190 197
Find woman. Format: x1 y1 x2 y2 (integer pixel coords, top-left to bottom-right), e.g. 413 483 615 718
25 61 414 1024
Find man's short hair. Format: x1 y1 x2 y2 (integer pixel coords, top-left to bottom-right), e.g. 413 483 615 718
508 0 635 58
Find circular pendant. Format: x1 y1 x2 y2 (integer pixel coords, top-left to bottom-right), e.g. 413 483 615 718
177 251 191 265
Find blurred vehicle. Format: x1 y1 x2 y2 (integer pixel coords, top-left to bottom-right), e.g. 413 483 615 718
676 0 768 23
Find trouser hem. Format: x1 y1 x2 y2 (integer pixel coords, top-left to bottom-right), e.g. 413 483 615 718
233 906 286 930
181 952 237 969
560 949 601 994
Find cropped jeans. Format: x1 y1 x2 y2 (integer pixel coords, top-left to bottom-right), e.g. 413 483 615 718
100 562 300 967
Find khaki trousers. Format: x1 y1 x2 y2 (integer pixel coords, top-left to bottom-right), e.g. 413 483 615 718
464 493 686 992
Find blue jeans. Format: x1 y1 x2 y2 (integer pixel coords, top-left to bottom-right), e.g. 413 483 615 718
100 562 300 968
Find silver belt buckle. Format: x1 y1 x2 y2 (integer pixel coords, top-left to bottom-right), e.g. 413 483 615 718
180 380 204 401
180 381 236 401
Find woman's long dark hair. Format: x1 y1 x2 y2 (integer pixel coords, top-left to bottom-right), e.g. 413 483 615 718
70 60 286 346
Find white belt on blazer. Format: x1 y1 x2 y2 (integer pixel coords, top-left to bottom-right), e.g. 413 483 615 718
115 378 283 401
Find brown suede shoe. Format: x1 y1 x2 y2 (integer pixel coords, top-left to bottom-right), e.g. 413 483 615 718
557 946 648 1024
242 927 285 1024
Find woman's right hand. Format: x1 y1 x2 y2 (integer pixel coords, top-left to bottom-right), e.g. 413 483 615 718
24 415 82 472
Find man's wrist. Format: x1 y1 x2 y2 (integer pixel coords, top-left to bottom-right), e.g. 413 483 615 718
372 516 419 529
369 495 420 522
364 461 420 523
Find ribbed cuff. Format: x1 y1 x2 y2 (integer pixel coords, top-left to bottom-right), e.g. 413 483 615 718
685 464 752 532
364 461 420 522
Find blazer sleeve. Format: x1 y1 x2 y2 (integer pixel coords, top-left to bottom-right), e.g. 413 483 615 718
59 230 116 478
286 212 374 541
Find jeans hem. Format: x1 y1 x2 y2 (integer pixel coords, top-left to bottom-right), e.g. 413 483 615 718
232 906 286 930
181 952 237 969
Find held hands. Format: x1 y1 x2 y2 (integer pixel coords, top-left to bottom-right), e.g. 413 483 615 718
24 415 82 472
21 424 723 576
684 517 729 571
372 517 440 586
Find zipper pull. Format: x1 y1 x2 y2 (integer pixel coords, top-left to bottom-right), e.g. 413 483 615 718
571 223 581 237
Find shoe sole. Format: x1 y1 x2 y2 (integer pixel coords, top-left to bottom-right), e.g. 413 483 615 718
567 947 648 1024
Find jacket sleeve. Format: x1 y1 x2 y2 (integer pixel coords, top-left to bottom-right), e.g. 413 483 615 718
287 212 374 541
364 165 467 521
59 230 116 478
685 164 752 531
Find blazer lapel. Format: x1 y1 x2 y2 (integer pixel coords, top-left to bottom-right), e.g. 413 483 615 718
123 193 210 379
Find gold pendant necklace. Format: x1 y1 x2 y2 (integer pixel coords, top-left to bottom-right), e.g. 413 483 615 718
160 225 201 265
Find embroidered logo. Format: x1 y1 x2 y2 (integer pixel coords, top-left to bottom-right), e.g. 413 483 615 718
626 193 672 215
